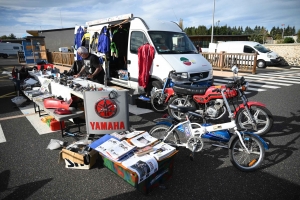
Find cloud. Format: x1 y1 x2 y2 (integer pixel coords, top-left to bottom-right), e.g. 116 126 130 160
0 0 299 38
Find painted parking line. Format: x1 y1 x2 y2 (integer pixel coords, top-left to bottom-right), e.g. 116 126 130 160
0 123 6 143
0 91 16 99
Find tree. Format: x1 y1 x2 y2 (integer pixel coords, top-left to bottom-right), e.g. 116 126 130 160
297 29 300 43
0 33 16 39
283 37 295 43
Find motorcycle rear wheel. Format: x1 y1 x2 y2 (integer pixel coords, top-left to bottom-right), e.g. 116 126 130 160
235 106 273 136
149 124 179 146
151 89 169 112
229 134 265 172
168 95 197 120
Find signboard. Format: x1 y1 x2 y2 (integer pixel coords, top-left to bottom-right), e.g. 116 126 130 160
83 90 129 135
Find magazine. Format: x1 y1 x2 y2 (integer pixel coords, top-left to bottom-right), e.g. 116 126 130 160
134 146 154 156
106 140 136 160
121 154 158 184
125 131 145 139
149 142 176 161
94 138 121 158
110 131 130 140
129 132 158 148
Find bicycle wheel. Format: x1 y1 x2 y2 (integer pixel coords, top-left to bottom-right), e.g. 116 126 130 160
235 105 273 136
151 89 168 112
168 95 197 120
149 124 179 145
229 134 265 172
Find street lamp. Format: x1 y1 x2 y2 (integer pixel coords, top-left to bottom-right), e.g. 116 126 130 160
211 0 215 43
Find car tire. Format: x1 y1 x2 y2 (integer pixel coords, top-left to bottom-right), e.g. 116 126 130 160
257 60 266 68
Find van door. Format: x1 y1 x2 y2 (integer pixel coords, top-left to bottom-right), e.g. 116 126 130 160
127 31 150 88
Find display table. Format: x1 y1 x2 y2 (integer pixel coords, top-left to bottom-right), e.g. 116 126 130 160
33 99 84 137
27 71 130 137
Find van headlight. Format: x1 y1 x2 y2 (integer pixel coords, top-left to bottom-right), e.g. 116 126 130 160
267 54 272 58
176 72 188 79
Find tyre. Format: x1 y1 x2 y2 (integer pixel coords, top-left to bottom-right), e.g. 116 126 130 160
168 95 197 120
150 80 162 97
149 124 179 145
257 60 266 68
151 89 169 112
229 134 265 172
2 54 8 59
235 106 273 136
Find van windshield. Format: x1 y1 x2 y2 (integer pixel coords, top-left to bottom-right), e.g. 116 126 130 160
253 44 271 53
148 31 198 54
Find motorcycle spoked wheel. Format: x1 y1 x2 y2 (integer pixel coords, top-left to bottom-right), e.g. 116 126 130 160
235 105 273 136
149 124 179 146
168 95 197 120
151 89 169 112
229 134 265 172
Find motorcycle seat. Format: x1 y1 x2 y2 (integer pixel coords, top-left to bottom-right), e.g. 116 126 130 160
173 84 208 95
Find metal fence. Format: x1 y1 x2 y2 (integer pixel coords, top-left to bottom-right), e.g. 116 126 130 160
201 52 257 74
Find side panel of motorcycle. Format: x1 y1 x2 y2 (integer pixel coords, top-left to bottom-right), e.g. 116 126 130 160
193 86 237 104
164 88 175 96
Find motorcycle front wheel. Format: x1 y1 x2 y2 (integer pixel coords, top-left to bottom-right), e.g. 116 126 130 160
168 95 197 120
229 134 265 172
235 106 273 136
149 124 179 146
151 89 169 112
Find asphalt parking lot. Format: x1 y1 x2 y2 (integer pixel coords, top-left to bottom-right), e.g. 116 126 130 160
1 58 300 200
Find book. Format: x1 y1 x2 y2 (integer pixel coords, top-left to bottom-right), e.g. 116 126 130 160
129 132 158 148
110 131 130 140
149 142 176 161
134 146 154 156
125 131 145 139
121 154 158 184
106 140 136 160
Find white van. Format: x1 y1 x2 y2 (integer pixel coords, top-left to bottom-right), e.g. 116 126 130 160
0 42 23 58
74 14 213 95
208 41 281 68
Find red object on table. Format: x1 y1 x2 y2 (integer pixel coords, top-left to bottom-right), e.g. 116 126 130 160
37 64 54 71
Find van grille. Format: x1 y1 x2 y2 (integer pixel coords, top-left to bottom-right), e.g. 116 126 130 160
190 71 209 79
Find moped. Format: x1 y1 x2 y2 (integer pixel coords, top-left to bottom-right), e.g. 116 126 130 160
168 66 273 136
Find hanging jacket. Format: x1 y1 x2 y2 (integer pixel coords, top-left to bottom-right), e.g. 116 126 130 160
110 42 118 58
81 32 90 51
97 26 110 54
138 43 155 88
112 28 128 58
74 26 84 60
90 32 99 52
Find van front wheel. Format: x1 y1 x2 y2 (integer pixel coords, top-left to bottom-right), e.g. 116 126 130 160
150 80 162 96
257 60 266 68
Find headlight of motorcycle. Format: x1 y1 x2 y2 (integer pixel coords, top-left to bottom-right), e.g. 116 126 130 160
177 72 188 79
241 82 249 91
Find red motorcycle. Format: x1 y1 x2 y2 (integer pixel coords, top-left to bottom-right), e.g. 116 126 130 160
167 66 273 136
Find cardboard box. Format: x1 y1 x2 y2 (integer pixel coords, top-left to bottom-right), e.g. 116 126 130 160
60 149 98 170
101 151 177 194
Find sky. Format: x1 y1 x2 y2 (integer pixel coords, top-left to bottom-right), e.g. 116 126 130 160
0 0 299 38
